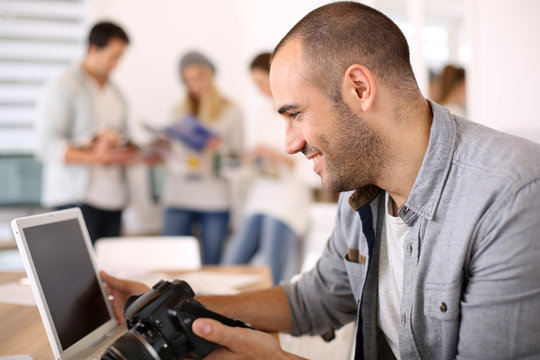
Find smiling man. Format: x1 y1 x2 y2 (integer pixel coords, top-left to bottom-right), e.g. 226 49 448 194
102 2 540 359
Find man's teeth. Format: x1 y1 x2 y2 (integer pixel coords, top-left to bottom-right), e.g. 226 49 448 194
312 154 322 164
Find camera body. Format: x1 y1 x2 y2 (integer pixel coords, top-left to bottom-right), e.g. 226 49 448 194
101 279 251 360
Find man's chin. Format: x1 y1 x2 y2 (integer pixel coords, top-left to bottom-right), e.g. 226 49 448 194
320 178 344 194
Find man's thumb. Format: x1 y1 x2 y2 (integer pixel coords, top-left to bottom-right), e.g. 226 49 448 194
192 318 231 346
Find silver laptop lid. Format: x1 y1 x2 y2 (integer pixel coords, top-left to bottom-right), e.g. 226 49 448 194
11 208 119 359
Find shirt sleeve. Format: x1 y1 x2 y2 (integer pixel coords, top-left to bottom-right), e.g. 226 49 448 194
457 178 540 359
35 77 75 164
281 193 359 336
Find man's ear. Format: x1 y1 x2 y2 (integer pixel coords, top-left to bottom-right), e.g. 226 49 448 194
341 64 376 112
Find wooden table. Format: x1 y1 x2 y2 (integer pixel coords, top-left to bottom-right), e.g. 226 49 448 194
0 266 272 359
0 240 17 251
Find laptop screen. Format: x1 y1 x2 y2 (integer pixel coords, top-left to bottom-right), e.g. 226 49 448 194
23 218 110 350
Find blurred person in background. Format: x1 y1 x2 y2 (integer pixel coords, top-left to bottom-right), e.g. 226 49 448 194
37 21 144 244
161 51 244 265
222 53 312 285
432 64 467 117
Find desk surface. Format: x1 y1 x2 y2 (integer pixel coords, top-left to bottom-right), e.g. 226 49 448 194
0 266 272 360
0 241 17 251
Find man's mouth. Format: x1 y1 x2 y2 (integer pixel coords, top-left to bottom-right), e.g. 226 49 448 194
308 152 324 173
303 146 324 172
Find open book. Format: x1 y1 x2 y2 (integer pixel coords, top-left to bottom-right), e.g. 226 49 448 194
147 114 219 151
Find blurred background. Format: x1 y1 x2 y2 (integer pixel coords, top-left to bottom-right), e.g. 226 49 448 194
0 0 539 254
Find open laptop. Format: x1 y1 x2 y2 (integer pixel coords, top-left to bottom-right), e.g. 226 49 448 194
11 208 125 360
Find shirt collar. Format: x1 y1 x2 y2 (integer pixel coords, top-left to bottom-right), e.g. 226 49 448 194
348 184 381 211
403 100 456 220
77 63 109 89
348 100 456 221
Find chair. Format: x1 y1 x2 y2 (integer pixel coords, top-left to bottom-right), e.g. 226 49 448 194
299 202 339 272
94 236 201 272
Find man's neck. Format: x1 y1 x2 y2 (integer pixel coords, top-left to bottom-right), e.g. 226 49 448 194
379 98 433 210
81 59 107 87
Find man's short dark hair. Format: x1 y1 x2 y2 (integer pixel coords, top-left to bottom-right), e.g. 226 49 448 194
88 21 129 49
273 1 418 102
250 52 272 73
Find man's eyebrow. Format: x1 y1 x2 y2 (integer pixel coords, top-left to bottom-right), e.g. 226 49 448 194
277 104 301 115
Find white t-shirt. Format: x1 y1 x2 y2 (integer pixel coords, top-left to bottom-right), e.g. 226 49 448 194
84 77 127 210
377 192 410 359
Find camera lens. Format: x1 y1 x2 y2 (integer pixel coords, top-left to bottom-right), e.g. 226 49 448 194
101 331 158 360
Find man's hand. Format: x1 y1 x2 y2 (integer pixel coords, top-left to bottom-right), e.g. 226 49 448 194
66 130 140 165
92 131 140 165
192 318 306 360
100 271 149 323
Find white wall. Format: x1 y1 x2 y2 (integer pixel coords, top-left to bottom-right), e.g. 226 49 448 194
468 0 540 143
87 0 331 145
85 0 537 148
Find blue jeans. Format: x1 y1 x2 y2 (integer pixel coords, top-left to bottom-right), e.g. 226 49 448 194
163 207 230 265
222 214 298 285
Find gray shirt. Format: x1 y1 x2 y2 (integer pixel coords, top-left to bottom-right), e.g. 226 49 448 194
36 65 128 207
282 101 540 359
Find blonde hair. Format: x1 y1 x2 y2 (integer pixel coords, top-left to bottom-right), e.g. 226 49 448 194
177 52 229 123
181 85 230 124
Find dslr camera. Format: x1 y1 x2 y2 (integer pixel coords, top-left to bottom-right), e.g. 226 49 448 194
101 279 251 360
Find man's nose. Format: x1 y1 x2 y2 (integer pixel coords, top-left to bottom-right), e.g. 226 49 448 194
284 122 306 155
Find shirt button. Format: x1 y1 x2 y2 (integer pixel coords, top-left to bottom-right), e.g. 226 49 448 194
400 314 407 325
407 243 413 255
405 207 410 213
440 302 448 313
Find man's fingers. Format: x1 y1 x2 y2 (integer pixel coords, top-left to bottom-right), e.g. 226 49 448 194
192 318 289 359
100 270 122 287
100 270 131 290
102 283 126 323
192 318 242 348
100 270 149 294
109 301 124 324
100 270 148 324
192 318 226 344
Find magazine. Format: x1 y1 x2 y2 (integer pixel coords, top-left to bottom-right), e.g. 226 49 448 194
147 114 219 151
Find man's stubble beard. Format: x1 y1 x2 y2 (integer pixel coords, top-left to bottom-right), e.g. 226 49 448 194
321 99 388 193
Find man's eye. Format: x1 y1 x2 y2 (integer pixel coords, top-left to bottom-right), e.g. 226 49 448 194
289 112 300 119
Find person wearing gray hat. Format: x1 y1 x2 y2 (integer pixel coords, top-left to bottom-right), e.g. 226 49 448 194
161 50 244 265
180 51 216 74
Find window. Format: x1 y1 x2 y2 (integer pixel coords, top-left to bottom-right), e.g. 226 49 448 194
0 0 87 205
375 0 468 99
